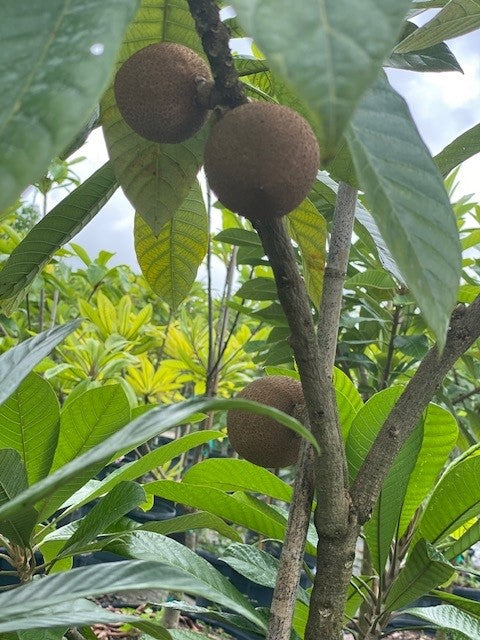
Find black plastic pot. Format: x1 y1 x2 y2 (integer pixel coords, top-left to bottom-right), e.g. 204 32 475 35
188 612 265 640
128 496 176 524
452 585 480 601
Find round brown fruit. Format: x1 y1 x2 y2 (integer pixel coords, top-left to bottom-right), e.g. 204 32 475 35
114 42 212 144
204 101 319 221
227 376 304 468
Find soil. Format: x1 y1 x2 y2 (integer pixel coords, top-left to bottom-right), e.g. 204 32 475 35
383 632 433 640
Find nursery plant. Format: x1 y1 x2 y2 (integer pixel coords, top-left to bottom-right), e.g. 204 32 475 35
1 1 480 640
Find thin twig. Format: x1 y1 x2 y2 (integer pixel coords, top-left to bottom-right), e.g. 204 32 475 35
380 305 400 390
352 296 480 524
453 384 480 404
206 185 215 380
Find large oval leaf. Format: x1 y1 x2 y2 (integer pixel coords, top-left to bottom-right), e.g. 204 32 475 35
232 0 412 158
0 449 37 546
0 396 316 524
0 0 138 211
63 429 223 515
183 458 293 502
398 404 458 537
0 372 59 485
134 180 208 309
38 384 131 519
402 605 480 640
287 199 327 310
0 163 117 304
414 452 480 545
347 386 423 573
435 122 480 177
0 320 81 407
146 480 317 555
396 0 480 52
384 539 454 612
346 74 461 345
107 531 267 630
101 0 208 233
0 598 171 639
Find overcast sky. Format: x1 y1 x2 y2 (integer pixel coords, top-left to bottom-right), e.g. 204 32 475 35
52 22 480 276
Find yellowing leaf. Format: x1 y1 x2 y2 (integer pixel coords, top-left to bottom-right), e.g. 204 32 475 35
135 180 208 310
288 199 327 309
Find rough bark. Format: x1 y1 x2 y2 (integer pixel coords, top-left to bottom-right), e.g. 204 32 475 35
351 295 480 524
266 441 315 640
186 0 248 109
254 182 358 640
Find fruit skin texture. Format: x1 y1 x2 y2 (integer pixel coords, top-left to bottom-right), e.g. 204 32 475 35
204 101 320 221
227 376 304 468
114 42 212 144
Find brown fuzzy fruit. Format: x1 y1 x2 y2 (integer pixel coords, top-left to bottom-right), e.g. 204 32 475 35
204 101 319 221
227 376 304 468
114 42 212 144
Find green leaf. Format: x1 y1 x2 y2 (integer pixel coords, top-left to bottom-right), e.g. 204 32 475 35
399 404 458 537
141 511 242 543
435 123 480 177
63 430 223 514
101 0 208 233
107 531 267 630
384 539 455 612
235 277 277 301
232 0 412 158
334 368 364 439
0 0 138 211
146 480 316 555
393 334 430 359
314 172 404 283
59 481 145 556
38 384 131 519
395 0 480 53
432 589 480 619
414 452 480 545
347 74 461 346
403 605 480 639
364 422 423 574
183 459 293 502
0 593 173 638
444 518 480 560
288 199 327 309
0 163 117 304
0 320 80 407
0 449 37 546
345 269 395 290
347 387 404 482
214 229 261 247
221 543 309 604
0 397 317 524
53 385 131 469
134 181 208 309
347 387 423 573
0 373 59 485
386 21 462 72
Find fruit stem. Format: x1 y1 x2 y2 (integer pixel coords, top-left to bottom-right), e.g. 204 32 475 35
187 0 248 109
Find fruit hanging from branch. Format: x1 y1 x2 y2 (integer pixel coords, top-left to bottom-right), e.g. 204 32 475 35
114 42 212 144
227 375 305 468
204 101 320 221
